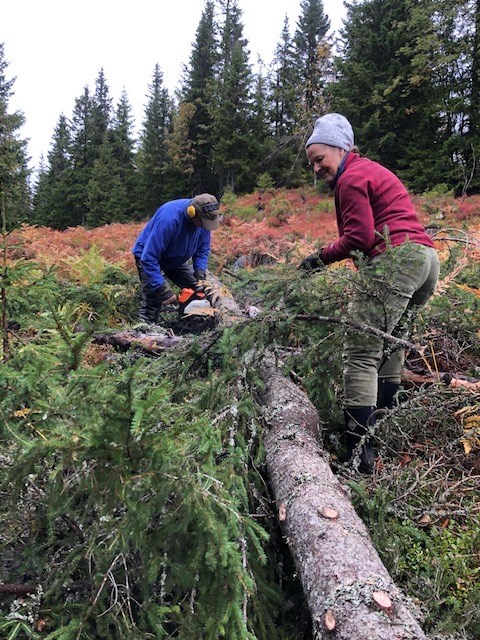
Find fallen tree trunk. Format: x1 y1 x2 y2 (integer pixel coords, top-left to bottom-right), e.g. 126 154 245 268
92 329 183 354
260 355 427 640
205 271 247 327
0 583 37 596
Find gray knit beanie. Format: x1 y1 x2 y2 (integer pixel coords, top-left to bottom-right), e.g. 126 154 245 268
305 113 354 151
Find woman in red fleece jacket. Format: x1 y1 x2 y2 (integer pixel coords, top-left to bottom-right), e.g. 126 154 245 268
300 113 440 473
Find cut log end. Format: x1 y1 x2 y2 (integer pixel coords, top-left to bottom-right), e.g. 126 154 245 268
324 609 336 631
418 513 432 527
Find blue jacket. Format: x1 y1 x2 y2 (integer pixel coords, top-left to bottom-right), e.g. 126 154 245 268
132 199 211 289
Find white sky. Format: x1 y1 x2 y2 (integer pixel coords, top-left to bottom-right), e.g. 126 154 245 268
2 0 346 171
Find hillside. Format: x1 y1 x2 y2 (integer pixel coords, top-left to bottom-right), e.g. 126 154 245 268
1 188 480 640
10 187 480 272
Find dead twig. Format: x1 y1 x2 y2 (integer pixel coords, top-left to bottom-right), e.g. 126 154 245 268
75 553 122 640
0 583 37 596
296 312 418 350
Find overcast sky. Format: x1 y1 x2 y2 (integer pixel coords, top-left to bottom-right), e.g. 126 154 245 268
2 0 346 171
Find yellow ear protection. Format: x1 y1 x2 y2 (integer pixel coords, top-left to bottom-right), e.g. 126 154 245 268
187 205 196 218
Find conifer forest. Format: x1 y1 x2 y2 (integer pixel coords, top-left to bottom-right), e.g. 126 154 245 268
1 1 480 639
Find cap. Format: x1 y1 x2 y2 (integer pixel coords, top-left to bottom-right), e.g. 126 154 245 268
190 193 220 231
190 194 220 230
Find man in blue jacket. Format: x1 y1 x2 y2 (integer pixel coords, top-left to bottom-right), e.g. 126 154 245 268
132 193 220 324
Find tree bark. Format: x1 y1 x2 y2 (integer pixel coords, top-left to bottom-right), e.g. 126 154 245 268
260 355 427 640
0 583 36 595
92 329 183 354
206 271 247 327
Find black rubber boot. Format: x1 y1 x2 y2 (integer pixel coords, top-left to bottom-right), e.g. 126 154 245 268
139 307 159 324
135 256 160 324
377 380 400 410
344 406 376 474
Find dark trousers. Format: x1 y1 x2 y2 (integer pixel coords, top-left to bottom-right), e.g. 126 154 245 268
135 257 197 322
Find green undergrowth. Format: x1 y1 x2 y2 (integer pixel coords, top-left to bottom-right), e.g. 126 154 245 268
0 334 281 639
1 249 479 638
347 389 480 636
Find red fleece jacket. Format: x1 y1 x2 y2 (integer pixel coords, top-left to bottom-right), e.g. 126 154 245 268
321 153 435 265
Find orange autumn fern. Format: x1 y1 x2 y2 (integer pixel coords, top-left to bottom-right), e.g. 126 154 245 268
8 189 480 275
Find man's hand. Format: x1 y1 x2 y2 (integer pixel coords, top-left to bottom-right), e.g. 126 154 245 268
299 250 325 272
194 269 207 293
157 283 177 306
194 269 206 282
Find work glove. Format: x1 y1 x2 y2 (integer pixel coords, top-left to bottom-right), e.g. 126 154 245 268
151 283 177 307
193 269 207 292
299 250 325 272
194 269 206 282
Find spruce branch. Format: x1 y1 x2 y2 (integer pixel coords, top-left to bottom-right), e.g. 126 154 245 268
291 311 444 380
293 312 419 351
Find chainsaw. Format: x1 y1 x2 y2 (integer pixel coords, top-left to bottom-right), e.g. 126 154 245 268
177 287 211 317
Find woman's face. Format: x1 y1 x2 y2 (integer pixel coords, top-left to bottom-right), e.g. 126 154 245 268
306 143 346 185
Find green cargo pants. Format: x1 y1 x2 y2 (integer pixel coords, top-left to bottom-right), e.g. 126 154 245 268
343 243 440 407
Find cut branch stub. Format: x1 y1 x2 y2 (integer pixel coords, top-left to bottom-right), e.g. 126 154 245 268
372 590 393 611
278 503 287 521
324 609 336 631
319 507 339 519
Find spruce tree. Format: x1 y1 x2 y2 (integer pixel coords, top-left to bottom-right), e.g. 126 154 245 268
293 0 331 122
45 114 72 175
87 143 130 226
111 90 138 217
469 0 480 138
70 86 94 226
136 64 173 217
458 0 480 192
331 0 454 192
165 101 196 199
180 0 220 195
84 69 116 226
86 90 137 226
249 59 272 183
32 114 76 229
90 68 113 161
31 155 48 225
266 16 307 186
67 70 115 227
211 0 258 194
270 16 298 138
0 43 31 229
